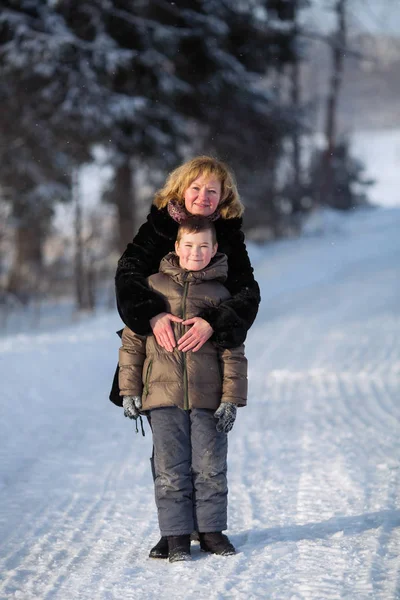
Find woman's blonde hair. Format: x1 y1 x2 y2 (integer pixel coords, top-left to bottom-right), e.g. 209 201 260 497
154 156 244 219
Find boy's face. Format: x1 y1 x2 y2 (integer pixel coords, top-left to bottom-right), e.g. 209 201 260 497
175 230 218 271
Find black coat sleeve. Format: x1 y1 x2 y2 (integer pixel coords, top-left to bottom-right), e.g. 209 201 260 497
199 226 261 348
115 211 174 335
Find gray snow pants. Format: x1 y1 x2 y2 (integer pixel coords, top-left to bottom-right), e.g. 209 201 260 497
150 406 228 537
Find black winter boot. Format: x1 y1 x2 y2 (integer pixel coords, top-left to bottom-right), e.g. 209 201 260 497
168 535 192 563
149 536 169 559
199 532 236 556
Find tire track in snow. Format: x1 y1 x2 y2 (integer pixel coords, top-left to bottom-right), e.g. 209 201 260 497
224 370 321 599
0 493 85 598
255 363 400 599
0 488 115 598
246 293 400 596
38 491 123 600
368 463 400 600
50 488 158 599
0 441 149 600
289 374 351 600
0 490 63 560
33 452 152 600
230 367 306 544
336 375 400 462
0 491 83 568
369 378 400 431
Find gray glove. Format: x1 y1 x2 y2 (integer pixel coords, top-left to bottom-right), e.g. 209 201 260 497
122 396 142 420
214 402 237 433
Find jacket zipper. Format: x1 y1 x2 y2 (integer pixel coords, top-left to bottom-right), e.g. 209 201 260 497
181 279 189 410
143 359 153 398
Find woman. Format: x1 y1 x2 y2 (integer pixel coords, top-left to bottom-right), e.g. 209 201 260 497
113 155 260 557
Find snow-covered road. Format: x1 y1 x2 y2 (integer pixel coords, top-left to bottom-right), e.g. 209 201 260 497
1 207 399 599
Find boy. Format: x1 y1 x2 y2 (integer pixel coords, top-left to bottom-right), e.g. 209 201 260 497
119 216 247 562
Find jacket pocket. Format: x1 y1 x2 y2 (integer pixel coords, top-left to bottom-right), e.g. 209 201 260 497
143 359 153 398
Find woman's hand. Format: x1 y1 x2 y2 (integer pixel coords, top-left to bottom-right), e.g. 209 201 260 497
150 312 183 352
178 317 214 352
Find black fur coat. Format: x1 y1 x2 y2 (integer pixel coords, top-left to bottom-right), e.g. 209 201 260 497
115 204 260 348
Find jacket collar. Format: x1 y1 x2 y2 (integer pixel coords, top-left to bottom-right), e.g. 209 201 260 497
159 252 228 286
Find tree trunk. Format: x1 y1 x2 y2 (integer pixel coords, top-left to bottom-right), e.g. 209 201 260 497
7 194 45 303
7 219 43 303
321 0 346 206
113 160 135 255
73 169 92 311
291 0 302 212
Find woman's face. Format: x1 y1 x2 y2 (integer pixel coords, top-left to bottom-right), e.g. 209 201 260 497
184 174 222 217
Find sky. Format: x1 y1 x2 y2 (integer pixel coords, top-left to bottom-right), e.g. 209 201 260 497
304 0 400 36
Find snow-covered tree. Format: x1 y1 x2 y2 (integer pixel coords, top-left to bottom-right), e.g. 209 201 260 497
0 0 310 299
0 1 97 297
309 140 374 211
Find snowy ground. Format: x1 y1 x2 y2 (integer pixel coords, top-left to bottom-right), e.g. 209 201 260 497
352 128 400 208
0 206 399 599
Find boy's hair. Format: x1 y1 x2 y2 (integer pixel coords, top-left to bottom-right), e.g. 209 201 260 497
154 155 244 219
176 216 217 246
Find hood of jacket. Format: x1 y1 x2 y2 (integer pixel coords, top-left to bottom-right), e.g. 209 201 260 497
159 252 228 286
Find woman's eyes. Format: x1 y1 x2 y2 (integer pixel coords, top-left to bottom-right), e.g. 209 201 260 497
191 186 217 193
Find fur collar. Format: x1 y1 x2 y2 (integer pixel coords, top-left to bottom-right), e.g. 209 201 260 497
167 198 221 223
149 204 243 240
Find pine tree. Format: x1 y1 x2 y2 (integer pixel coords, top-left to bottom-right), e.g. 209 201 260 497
0 2 89 298
0 0 308 300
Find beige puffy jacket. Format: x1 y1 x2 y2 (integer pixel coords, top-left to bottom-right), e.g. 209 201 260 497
119 252 247 411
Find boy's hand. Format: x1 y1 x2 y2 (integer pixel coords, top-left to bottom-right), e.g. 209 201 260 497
178 317 213 352
123 396 142 420
214 402 237 433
